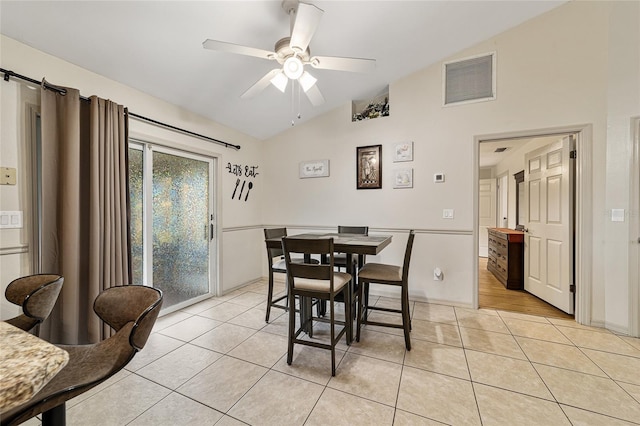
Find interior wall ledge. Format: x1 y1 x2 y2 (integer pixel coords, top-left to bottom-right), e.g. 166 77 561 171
0 244 29 256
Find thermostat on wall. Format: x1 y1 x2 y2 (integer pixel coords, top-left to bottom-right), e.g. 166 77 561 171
434 173 445 183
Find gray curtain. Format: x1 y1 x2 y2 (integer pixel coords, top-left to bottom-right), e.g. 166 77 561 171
40 82 130 344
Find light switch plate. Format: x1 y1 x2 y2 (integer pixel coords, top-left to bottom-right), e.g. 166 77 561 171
0 167 17 185
611 209 625 222
0 211 23 229
443 209 454 219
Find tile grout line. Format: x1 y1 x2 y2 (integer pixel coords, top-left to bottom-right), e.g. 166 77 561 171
69 279 640 426
454 304 485 425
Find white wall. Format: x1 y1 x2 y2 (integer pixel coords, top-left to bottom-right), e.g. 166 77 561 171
603 1 640 332
0 77 39 318
0 35 264 317
261 1 639 332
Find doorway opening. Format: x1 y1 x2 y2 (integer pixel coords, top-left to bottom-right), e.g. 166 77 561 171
474 125 593 324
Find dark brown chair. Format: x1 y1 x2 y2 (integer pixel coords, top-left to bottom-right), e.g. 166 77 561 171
356 230 415 350
317 226 369 320
4 274 64 334
264 227 319 323
328 226 369 321
335 225 369 271
283 236 351 376
1 285 163 426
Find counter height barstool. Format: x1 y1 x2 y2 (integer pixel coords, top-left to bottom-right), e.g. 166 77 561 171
356 230 415 350
264 227 319 323
334 225 369 271
0 285 163 426
4 274 64 335
282 236 352 376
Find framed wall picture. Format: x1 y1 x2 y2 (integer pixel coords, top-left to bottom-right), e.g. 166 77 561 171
393 168 413 188
393 141 414 162
357 144 382 189
299 159 330 178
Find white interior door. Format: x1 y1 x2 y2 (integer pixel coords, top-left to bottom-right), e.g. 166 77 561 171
479 178 497 257
524 136 575 314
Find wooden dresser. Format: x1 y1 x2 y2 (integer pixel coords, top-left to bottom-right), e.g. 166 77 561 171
487 228 525 290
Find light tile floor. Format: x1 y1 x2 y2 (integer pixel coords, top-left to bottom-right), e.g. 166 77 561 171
24 279 640 425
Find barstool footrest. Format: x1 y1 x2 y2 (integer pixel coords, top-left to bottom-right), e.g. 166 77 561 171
365 305 402 315
360 319 404 329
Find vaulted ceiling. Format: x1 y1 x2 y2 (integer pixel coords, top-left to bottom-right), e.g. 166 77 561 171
0 1 565 140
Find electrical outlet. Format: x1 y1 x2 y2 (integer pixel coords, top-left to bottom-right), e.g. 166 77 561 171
433 267 443 281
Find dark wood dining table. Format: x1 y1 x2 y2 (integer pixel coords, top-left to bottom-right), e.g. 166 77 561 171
265 232 392 275
265 232 392 341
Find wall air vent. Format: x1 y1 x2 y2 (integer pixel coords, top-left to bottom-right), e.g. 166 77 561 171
443 52 495 106
494 147 507 153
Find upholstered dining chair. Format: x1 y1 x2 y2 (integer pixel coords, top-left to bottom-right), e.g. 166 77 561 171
282 236 352 376
0 285 163 426
4 274 64 334
263 227 319 323
356 230 415 350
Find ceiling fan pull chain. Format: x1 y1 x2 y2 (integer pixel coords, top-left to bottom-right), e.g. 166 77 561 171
291 79 295 126
297 79 302 120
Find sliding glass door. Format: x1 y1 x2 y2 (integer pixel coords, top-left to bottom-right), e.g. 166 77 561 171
129 142 216 311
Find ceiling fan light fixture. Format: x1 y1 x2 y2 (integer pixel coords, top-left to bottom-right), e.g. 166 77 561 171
298 71 317 92
283 56 304 80
270 72 288 92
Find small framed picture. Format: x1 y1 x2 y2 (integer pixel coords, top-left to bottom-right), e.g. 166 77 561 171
393 168 413 189
393 141 414 162
299 159 330 178
357 145 382 189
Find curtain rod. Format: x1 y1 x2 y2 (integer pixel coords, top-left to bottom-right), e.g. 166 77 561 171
1 68 241 151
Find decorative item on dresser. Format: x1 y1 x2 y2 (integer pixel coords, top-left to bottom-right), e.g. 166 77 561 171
487 228 525 290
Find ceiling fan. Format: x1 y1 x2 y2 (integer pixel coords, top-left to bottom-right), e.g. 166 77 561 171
202 0 376 106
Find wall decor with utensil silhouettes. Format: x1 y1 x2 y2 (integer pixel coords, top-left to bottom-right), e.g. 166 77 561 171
227 162 259 201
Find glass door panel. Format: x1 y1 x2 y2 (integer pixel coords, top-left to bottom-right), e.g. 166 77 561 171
152 150 210 308
129 147 144 286
128 141 215 312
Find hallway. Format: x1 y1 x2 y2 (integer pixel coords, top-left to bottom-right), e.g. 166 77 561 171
479 257 574 319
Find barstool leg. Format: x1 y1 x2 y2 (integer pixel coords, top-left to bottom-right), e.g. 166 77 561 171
42 403 65 426
265 271 274 323
401 283 411 351
356 279 364 342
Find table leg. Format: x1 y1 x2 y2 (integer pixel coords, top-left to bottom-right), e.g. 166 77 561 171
347 253 360 343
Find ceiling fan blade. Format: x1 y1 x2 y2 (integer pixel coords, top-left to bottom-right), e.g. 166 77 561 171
304 84 325 106
289 2 323 53
203 39 275 60
241 69 282 99
309 55 376 73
